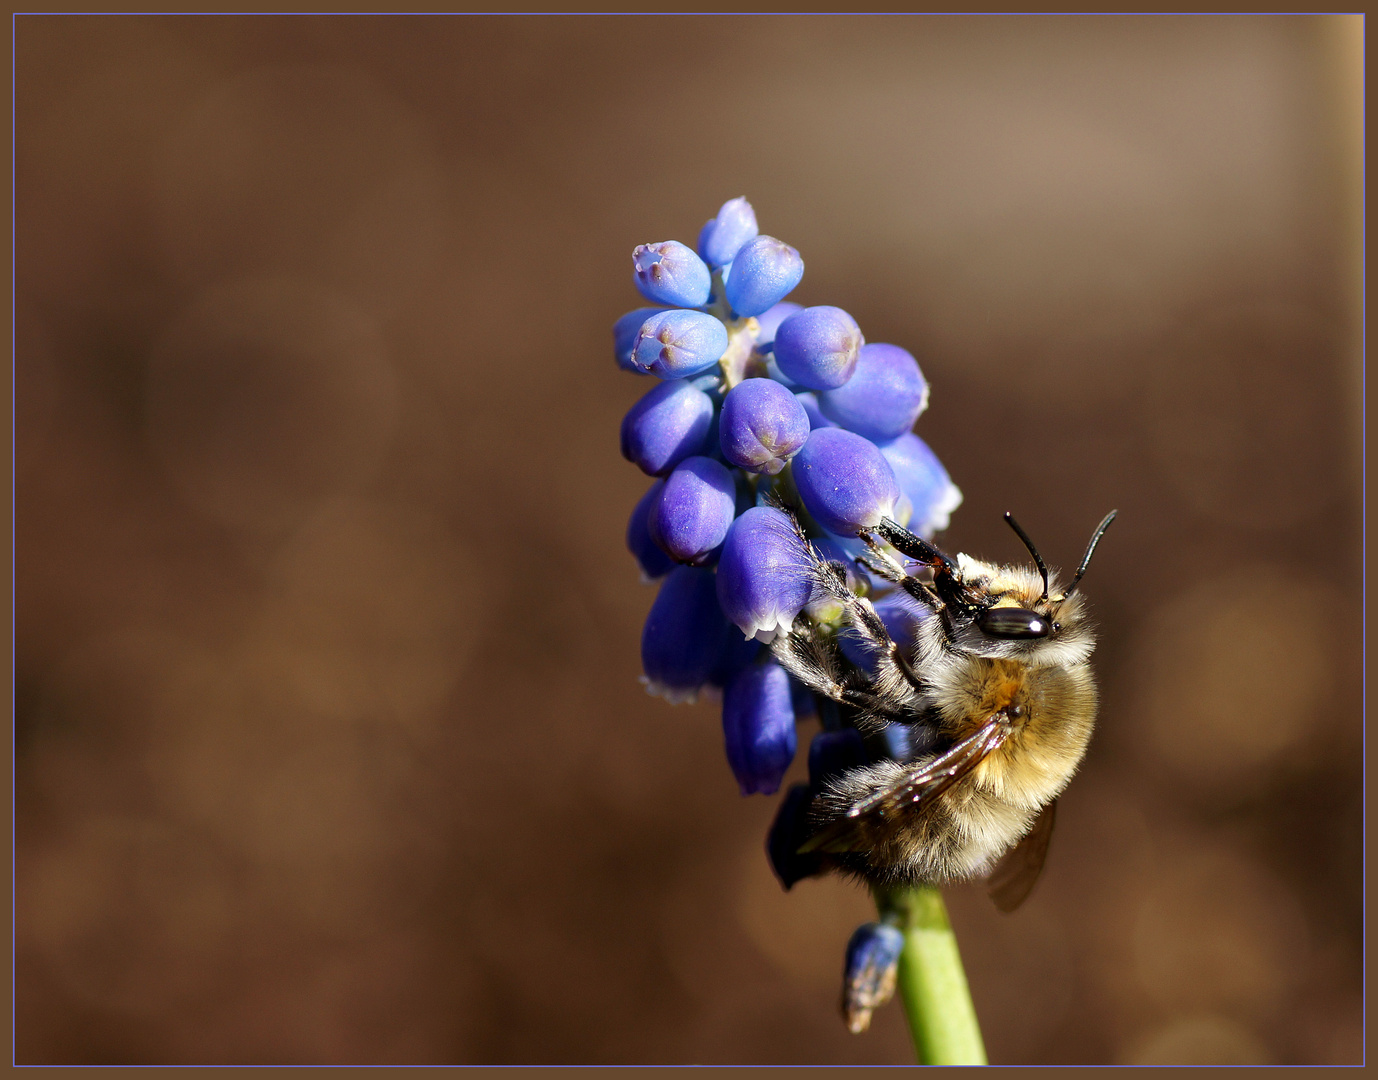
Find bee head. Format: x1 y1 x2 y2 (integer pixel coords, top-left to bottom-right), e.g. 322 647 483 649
971 509 1118 643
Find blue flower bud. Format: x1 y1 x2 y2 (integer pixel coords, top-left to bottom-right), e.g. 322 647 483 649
641 565 732 704
719 378 811 476
757 301 806 385
722 657 797 796
818 343 928 442
767 783 825 889
842 922 905 1034
626 480 674 582
630 309 730 379
716 506 815 643
613 306 665 372
878 432 963 538
620 377 714 476
879 720 929 762
794 391 837 430
792 427 901 537
755 301 802 348
808 727 868 791
773 306 864 391
697 196 758 269
632 240 712 308
649 456 737 565
723 235 804 318
711 631 762 690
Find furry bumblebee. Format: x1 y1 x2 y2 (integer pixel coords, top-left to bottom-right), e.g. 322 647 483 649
772 509 1116 911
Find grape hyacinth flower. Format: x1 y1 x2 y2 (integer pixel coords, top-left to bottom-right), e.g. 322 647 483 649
620 377 715 476
818 342 929 442
611 198 980 1061
633 241 713 308
718 378 810 476
697 196 759 269
649 456 737 566
773 306 864 390
629 309 730 379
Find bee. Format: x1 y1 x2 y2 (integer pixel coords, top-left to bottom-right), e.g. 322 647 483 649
770 508 1117 911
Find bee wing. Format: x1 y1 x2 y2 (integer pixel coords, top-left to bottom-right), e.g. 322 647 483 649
798 716 1010 856
985 797 1058 913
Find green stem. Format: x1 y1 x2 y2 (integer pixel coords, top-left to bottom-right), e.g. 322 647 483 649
876 885 988 1066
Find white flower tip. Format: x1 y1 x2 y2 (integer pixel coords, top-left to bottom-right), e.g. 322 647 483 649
639 674 701 705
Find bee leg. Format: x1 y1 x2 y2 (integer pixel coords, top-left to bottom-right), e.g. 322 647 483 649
771 624 899 729
875 518 958 576
810 539 927 698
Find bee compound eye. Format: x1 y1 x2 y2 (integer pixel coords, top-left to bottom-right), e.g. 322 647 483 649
977 606 1053 640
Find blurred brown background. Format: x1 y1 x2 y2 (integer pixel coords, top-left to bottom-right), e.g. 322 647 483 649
15 14 1363 1065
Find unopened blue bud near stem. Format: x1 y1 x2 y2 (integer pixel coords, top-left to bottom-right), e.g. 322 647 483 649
819 343 929 443
879 432 963 539
794 391 836 431
716 506 815 643
773 306 864 391
767 783 824 889
620 377 715 477
719 377 811 475
808 727 869 790
842 921 906 1034
627 480 674 582
630 309 730 379
723 235 804 318
792 427 902 537
755 301 802 348
756 301 806 385
641 565 733 704
697 197 759 269
710 631 762 692
650 456 737 566
633 240 713 308
613 307 665 372
722 657 797 796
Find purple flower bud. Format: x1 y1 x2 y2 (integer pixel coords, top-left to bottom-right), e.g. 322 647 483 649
630 309 729 379
697 197 759 269
792 427 901 537
649 456 737 566
773 306 865 391
794 391 837 431
641 565 733 704
711 631 762 690
620 377 714 476
767 783 824 889
722 657 797 796
755 301 802 348
626 480 674 581
723 235 804 318
808 727 868 791
719 378 811 476
819 343 929 442
842 922 905 1034
878 433 963 538
613 307 665 372
716 506 815 643
632 240 712 308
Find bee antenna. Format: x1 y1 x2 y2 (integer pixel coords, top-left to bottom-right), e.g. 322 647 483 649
1003 512 1050 602
1061 509 1118 599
